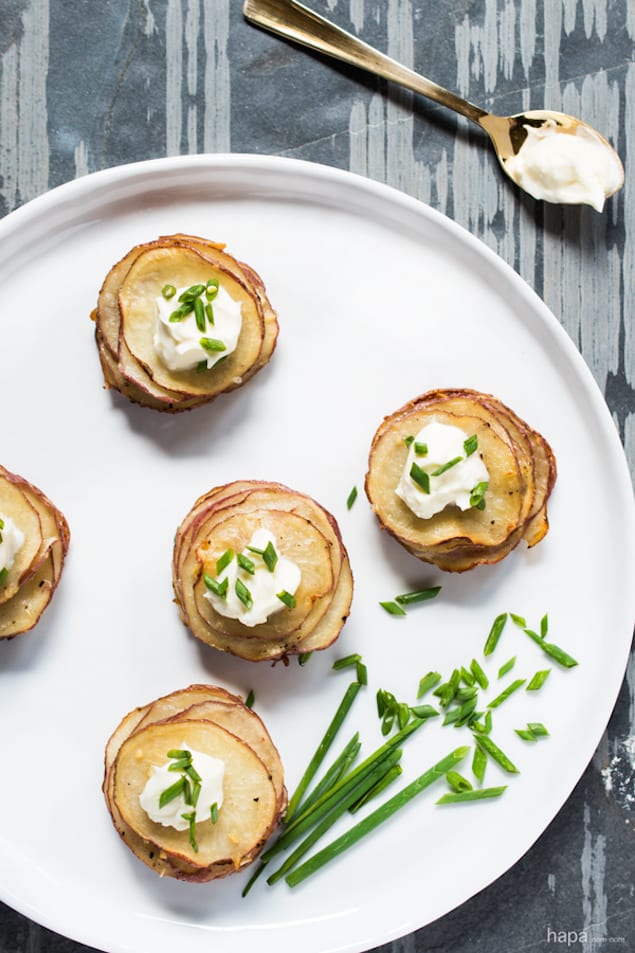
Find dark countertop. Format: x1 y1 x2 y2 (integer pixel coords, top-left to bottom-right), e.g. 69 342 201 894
0 1 633 951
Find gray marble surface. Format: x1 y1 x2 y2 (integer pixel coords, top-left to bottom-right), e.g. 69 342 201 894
0 1 633 951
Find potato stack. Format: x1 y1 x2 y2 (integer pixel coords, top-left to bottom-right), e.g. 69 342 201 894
92 233 279 412
0 464 70 637
365 389 556 572
172 480 354 662
103 684 287 882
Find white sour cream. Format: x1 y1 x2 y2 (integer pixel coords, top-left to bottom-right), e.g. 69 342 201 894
504 121 624 212
0 514 25 576
396 420 489 520
139 744 225 831
154 282 242 372
204 528 301 628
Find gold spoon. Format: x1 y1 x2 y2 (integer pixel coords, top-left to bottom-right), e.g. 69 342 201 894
243 0 624 209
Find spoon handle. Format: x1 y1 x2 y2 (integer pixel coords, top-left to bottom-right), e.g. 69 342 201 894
243 0 487 124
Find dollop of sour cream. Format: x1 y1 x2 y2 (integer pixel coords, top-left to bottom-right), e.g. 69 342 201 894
139 745 225 831
154 282 242 372
203 528 301 628
504 121 624 212
0 514 25 577
396 420 489 520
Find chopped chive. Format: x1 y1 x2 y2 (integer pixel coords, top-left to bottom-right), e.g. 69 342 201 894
431 455 463 477
414 442 428 456
410 461 430 493
195 359 207 373
484 612 508 656
263 541 278 572
515 728 536 742
436 786 507 804
182 811 198 852
205 279 219 300
161 283 176 299
403 435 414 447
332 654 362 671
167 749 191 760
190 780 202 808
216 549 234 574
277 590 297 609
205 302 215 324
158 776 186 808
185 763 202 784
522 627 579 668
527 722 549 737
526 669 551 691
168 758 193 773
445 770 473 793
346 485 358 510
179 283 205 301
203 573 228 600
395 586 441 606
194 296 206 332
235 578 253 610
237 553 256 574
540 614 549 638
200 336 227 353
470 658 489 690
380 600 407 616
356 660 368 685
474 733 519 774
298 652 313 666
472 744 487 784
0 568 7 585
409 704 439 720
464 434 478 456
469 481 488 509
497 656 516 678
487 678 526 709
460 666 475 687
284 746 470 887
245 689 255 709
168 303 193 322
510 612 526 628
417 671 442 698
210 802 219 823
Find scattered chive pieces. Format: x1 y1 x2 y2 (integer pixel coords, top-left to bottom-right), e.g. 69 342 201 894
417 671 442 698
168 303 192 322
203 573 228 599
216 549 234 574
487 678 526 709
540 614 549 638
277 590 297 609
200 336 226 353
469 481 488 510
346 486 358 510
510 612 526 628
161 283 176 299
380 601 407 617
210 802 219 823
195 359 207 373
298 652 313 666
497 656 516 678
414 442 428 456
473 733 519 774
470 658 489 690
205 302 215 324
445 770 473 793
527 722 549 737
332 654 362 671
237 553 256 575
431 456 463 477
517 620 579 669
245 689 255 709
158 776 186 808
436 785 507 804
182 811 198 852
526 669 551 691
410 461 430 493
263 541 278 572
205 279 219 299
395 586 441 606
194 296 206 331
484 612 508 656
472 744 487 784
403 435 414 447
515 728 535 742
235 577 253 610
459 667 475 687
409 704 439 720
463 434 478 456
167 749 191 760
0 568 7 585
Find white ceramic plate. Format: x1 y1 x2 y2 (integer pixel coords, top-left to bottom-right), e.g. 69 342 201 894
0 155 633 953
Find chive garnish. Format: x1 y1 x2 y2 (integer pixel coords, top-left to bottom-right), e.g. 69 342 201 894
195 359 207 373
470 658 489 690
161 283 176 299
469 481 488 509
417 671 442 698
205 279 219 299
216 549 234 574
167 748 191 759
263 541 278 572
379 600 407 616
526 669 551 691
298 652 313 666
527 722 549 737
277 590 296 609
332 654 362 671
436 785 507 804
511 615 579 668
169 302 193 322
486 678 526 709
237 553 256 575
210 802 219 823
0 568 7 585
464 434 478 456
473 733 519 774
431 455 463 477
472 744 487 784
179 283 205 301
403 435 414 447
414 442 428 456
410 461 430 493
484 612 508 656
203 573 228 599
182 811 198 852
194 296 206 332
497 656 516 678
346 486 358 510
245 689 255 709
158 776 186 808
235 578 253 610
205 302 215 324
395 586 441 606
445 770 473 793
200 337 227 353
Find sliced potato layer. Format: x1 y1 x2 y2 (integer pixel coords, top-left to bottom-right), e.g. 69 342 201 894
103 684 287 881
0 464 70 637
172 480 353 662
91 233 279 413
365 388 556 572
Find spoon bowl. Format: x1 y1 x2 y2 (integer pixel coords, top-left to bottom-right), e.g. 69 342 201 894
243 0 624 209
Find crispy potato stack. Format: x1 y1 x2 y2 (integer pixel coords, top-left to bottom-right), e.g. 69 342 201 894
365 389 556 572
172 480 353 662
103 684 287 881
92 233 278 412
0 465 69 638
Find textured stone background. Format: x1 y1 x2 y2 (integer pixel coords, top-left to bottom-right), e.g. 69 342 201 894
0 1 633 951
